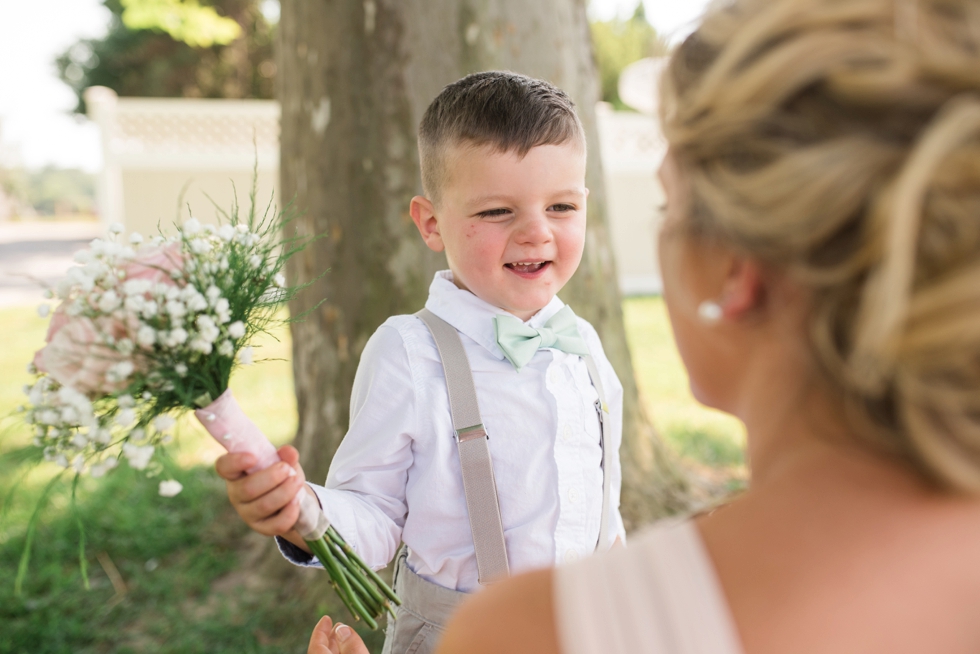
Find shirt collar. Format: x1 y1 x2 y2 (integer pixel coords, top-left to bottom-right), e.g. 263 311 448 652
424 270 566 361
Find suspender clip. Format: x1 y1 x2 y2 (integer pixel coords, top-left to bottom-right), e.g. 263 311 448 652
455 424 488 443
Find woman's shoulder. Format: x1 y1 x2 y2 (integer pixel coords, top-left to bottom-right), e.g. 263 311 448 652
553 519 743 654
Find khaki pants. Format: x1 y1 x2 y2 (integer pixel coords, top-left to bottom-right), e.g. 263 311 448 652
381 548 468 654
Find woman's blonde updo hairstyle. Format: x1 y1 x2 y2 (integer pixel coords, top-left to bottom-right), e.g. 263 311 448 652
662 0 980 491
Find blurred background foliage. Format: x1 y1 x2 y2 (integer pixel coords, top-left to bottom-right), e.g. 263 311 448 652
55 0 277 116
0 167 96 218
590 3 667 109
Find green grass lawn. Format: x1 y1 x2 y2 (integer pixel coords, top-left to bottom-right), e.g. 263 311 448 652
0 298 745 653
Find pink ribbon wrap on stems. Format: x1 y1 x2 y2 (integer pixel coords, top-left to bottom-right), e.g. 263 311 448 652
194 389 329 541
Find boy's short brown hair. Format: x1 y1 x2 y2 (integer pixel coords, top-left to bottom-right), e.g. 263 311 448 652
418 71 585 203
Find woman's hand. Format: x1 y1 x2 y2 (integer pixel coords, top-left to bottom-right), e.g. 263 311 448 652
308 616 371 654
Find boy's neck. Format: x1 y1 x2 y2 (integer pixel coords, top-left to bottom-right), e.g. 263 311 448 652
450 273 550 322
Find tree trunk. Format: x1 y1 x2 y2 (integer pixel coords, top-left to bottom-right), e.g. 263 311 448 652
278 0 690 546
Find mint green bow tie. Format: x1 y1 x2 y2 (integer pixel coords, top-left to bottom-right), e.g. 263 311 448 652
493 306 590 371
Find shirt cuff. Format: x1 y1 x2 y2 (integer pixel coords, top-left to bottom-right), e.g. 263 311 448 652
275 535 325 568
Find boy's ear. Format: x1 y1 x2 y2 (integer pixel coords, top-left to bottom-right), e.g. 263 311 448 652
410 195 445 253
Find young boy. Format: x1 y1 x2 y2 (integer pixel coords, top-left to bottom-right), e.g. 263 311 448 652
217 71 625 653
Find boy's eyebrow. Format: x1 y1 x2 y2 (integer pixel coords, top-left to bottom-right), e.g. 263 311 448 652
467 188 586 207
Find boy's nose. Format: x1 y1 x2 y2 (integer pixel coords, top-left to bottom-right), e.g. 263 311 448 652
514 212 552 244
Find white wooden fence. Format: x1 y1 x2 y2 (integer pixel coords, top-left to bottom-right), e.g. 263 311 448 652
86 86 665 295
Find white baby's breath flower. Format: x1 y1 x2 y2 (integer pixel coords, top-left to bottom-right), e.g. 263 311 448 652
228 321 246 339
117 338 135 356
190 238 210 255
165 299 187 320
248 254 262 269
236 223 248 233
43 288 54 299
189 338 213 354
116 408 136 426
168 327 188 347
182 217 202 235
137 325 156 348
218 224 235 241
141 300 158 319
215 298 230 324
129 232 144 245
71 432 88 449
36 303 50 318
153 415 175 432
26 362 37 375
217 340 234 357
174 362 188 377
196 315 220 342
73 249 93 264
108 361 135 382
158 480 183 497
117 394 135 408
185 293 208 313
142 391 152 400
109 222 124 235
61 406 80 425
98 290 122 313
204 223 217 235
90 456 118 478
93 428 112 445
73 455 86 473
122 442 154 470
274 273 286 287
55 453 70 468
124 295 146 314
238 346 253 365
123 279 153 296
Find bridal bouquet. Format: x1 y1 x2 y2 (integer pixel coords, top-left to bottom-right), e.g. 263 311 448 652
19 195 398 628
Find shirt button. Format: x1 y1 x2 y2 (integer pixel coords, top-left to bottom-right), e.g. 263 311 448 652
561 425 572 443
568 487 579 503
548 367 560 384
564 549 579 563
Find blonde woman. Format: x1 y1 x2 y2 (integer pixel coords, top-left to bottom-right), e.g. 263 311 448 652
311 0 980 652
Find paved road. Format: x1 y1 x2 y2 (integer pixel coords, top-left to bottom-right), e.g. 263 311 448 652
0 221 106 309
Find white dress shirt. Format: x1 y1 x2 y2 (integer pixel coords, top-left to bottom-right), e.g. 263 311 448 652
283 270 625 593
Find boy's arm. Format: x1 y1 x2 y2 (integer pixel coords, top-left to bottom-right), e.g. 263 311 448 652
316 323 420 567
288 322 421 570
216 321 420 569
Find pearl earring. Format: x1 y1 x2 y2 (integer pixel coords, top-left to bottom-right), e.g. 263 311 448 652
697 300 723 325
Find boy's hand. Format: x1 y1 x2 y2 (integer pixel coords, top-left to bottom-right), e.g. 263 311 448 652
215 444 310 540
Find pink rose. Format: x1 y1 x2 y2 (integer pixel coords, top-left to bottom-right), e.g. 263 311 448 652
34 313 134 397
120 243 183 284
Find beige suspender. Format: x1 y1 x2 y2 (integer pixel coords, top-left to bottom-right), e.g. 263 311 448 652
416 309 611 586
417 309 510 585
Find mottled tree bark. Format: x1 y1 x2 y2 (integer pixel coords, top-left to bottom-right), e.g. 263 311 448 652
278 0 690 543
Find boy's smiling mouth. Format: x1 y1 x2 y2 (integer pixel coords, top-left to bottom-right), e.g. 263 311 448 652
505 261 551 276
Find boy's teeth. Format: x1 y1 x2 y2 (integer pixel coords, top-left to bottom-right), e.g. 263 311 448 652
508 262 546 273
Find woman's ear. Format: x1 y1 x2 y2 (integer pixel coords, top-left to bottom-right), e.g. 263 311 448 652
719 257 766 321
410 196 445 253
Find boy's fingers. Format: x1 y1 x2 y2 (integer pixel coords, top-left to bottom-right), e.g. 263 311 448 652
244 473 305 521
278 445 300 466
228 462 298 504
214 452 256 480
253 493 302 535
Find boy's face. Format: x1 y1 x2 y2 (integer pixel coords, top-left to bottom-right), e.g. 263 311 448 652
411 141 588 321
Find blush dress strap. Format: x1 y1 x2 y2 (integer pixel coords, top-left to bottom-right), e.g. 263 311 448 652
554 519 743 654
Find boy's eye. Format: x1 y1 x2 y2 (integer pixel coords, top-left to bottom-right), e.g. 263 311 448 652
549 203 576 213
477 208 512 219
